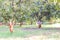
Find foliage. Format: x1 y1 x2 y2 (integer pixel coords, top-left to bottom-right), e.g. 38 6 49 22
0 0 60 23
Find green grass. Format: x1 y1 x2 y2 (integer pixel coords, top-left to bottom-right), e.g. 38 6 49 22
0 24 60 38
0 25 38 38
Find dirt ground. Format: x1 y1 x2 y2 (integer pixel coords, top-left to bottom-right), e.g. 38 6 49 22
0 35 60 40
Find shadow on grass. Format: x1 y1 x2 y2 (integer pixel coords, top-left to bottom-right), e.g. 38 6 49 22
20 27 60 31
0 25 60 38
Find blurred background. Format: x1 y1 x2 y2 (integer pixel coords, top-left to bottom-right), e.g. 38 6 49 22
0 0 60 40
0 0 60 25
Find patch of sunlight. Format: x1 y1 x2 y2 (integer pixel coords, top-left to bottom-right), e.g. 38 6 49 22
42 23 60 28
52 23 60 27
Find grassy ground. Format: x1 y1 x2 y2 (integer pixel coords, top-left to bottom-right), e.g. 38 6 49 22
0 24 60 40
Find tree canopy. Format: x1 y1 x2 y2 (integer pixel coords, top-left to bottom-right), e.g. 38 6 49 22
0 0 60 23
